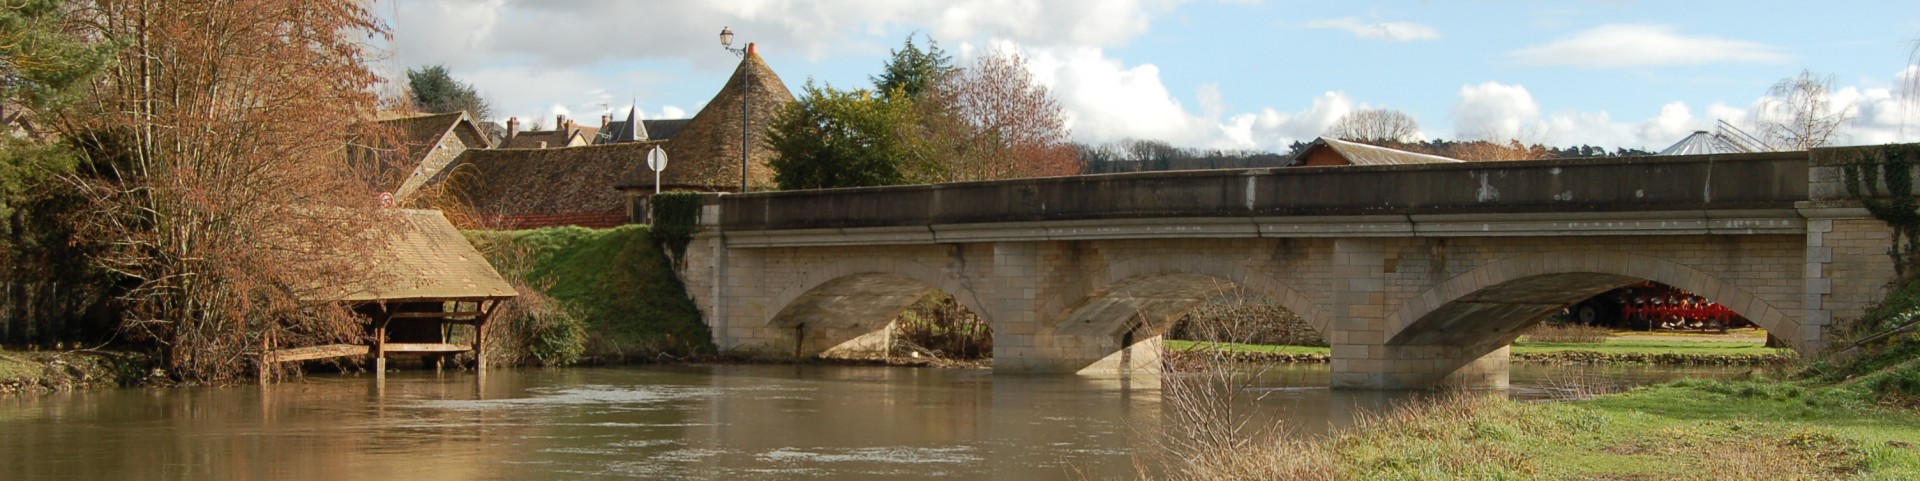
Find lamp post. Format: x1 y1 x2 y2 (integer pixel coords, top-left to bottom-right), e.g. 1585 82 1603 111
720 26 750 193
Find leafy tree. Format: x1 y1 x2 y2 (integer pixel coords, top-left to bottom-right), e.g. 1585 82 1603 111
408 64 491 119
871 34 953 100
0 0 114 343
766 82 930 189
0 0 110 227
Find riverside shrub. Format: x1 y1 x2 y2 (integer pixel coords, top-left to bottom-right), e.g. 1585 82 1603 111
468 225 711 362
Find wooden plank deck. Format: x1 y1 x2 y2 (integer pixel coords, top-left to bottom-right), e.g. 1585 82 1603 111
384 343 472 354
265 343 471 364
265 344 368 363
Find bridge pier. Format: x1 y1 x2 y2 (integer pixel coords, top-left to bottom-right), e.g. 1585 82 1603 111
1331 344 1510 390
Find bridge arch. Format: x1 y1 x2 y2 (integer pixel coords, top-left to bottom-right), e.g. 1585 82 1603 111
1383 251 1799 349
1034 254 1328 373
762 258 986 358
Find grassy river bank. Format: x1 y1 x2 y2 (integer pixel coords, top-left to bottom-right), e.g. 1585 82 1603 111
1165 335 1799 367
1153 285 1920 479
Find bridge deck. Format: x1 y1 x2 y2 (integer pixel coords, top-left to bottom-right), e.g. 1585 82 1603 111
712 152 1809 232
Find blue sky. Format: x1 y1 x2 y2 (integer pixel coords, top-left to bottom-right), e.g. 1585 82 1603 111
388 0 1920 152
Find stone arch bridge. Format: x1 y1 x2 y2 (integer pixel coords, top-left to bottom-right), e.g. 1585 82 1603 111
675 147 1904 389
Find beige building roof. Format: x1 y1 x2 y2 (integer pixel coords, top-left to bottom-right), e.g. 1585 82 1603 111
1294 137 1464 167
336 209 516 302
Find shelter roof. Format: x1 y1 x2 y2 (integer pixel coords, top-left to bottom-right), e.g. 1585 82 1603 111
337 209 516 302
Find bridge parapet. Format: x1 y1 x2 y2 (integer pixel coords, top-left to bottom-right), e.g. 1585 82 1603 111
712 152 1808 232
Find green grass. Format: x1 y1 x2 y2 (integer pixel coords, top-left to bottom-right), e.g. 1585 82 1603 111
0 351 38 380
466 225 711 361
1514 339 1785 356
0 348 153 395
1377 383 1919 480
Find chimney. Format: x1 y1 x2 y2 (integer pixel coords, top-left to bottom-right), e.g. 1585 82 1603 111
601 113 613 127
506 117 520 140
555 114 568 131
747 42 757 55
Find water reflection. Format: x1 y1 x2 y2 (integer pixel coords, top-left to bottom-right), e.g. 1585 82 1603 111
0 363 1754 480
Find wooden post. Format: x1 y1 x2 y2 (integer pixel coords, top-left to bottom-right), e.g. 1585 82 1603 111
373 304 390 380
259 329 272 384
472 299 499 377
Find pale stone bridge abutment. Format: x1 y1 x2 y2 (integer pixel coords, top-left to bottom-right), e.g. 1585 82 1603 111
675 146 1906 389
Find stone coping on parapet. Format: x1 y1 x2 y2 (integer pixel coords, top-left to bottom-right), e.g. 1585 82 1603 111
712 209 1815 248
713 151 1812 232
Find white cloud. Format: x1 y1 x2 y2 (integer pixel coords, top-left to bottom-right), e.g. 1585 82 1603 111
1453 82 1541 141
1302 17 1441 42
1012 43 1362 151
393 0 1197 129
1507 24 1791 69
1220 91 1362 148
1451 81 1672 148
1441 69 1920 151
394 0 1191 72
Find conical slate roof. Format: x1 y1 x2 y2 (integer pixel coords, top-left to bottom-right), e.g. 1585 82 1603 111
595 104 648 144
637 45 793 191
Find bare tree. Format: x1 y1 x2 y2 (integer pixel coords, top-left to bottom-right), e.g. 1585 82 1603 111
1756 70 1852 151
57 0 394 381
1452 139 1548 161
1324 108 1420 144
924 47 1079 182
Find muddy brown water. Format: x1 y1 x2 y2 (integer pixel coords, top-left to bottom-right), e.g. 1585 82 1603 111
0 363 1758 480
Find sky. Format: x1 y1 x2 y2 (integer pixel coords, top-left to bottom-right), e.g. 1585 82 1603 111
384 0 1920 153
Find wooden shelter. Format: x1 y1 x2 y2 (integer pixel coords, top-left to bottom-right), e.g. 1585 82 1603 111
264 209 516 377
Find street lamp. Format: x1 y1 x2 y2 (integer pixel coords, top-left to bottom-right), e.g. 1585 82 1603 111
720 27 750 193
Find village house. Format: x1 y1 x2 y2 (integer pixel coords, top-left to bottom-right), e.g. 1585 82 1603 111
356 111 493 204
498 114 596 149
357 46 795 230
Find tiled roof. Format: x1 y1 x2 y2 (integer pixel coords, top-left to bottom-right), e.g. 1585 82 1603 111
641 119 691 140
500 123 595 149
370 111 490 198
452 141 661 221
336 209 516 302
594 107 648 144
632 50 793 190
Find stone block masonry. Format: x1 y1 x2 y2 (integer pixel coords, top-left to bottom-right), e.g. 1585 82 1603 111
678 146 1909 389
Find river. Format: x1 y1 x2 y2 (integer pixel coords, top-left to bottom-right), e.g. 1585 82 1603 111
0 363 1759 480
